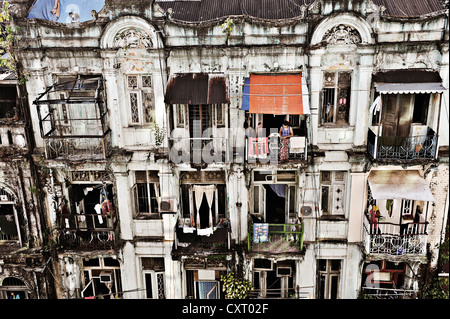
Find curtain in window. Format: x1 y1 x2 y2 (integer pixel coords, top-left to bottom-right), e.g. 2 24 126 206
193 185 216 230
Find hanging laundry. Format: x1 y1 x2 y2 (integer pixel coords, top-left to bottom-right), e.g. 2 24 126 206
386 199 393 217
94 203 103 224
101 199 113 218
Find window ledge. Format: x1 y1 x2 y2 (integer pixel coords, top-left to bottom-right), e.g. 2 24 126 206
318 215 347 221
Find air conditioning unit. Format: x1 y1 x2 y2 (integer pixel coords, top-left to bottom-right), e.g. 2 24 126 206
276 267 292 277
158 197 177 213
301 206 312 216
99 271 113 283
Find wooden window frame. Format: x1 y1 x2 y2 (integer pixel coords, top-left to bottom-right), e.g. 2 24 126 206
126 74 155 126
321 71 351 126
320 171 346 216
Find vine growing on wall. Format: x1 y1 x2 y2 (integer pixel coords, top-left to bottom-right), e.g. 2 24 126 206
0 1 28 84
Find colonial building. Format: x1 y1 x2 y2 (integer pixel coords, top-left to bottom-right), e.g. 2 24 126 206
2 0 448 299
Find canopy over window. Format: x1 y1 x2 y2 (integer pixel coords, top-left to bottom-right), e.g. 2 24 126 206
241 73 310 115
164 73 229 105
373 69 446 94
368 170 434 202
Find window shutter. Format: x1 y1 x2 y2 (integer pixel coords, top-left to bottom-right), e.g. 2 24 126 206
321 185 330 214
132 184 139 218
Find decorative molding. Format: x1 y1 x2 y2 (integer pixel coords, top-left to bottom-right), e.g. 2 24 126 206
113 28 153 49
322 25 362 45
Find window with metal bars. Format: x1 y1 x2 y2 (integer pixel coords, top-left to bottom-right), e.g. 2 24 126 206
321 71 351 125
132 171 160 218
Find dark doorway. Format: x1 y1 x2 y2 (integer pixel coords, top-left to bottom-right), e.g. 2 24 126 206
264 184 286 224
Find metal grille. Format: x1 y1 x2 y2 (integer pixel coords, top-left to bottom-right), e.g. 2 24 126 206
127 75 138 88
142 76 152 88
142 92 153 123
157 273 165 299
129 92 139 123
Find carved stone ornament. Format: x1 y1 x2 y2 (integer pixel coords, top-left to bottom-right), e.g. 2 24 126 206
113 28 153 49
322 25 362 45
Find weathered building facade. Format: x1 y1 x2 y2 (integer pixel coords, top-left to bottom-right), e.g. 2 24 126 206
2 0 448 299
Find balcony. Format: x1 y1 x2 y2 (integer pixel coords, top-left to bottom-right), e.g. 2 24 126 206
173 219 231 255
168 137 230 164
367 127 437 162
246 135 307 165
363 213 428 256
57 212 116 250
34 75 111 161
248 223 304 254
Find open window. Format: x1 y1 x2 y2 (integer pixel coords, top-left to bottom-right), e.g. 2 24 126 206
320 171 346 216
80 257 121 299
142 257 165 299
0 188 20 242
252 259 295 298
318 259 341 299
0 85 17 119
321 71 351 125
132 171 160 219
0 277 28 299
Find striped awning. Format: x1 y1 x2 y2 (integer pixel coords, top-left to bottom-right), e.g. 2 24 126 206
373 69 447 94
241 73 310 115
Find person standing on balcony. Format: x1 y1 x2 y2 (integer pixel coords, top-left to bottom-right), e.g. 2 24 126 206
279 121 293 161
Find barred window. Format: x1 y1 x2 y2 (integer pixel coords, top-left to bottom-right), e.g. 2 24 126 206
321 71 351 125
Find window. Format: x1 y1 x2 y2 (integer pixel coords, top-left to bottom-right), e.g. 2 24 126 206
142 257 165 299
81 257 122 299
321 71 351 125
320 171 346 215
0 85 17 119
253 260 295 298
126 74 155 125
318 259 341 299
0 188 19 241
180 184 226 227
252 183 297 223
132 171 160 218
0 277 28 299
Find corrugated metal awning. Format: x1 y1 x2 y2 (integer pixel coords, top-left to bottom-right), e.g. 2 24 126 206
242 73 310 115
373 69 446 94
368 170 434 202
164 73 229 105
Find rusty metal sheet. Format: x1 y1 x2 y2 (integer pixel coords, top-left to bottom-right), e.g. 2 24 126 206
368 170 434 201
248 73 307 115
373 0 445 17
164 73 228 105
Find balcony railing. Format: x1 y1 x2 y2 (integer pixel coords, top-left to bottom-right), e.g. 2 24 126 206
57 212 116 250
174 220 231 253
248 223 304 253
246 135 307 164
363 214 428 256
367 127 437 161
169 137 230 164
44 131 112 160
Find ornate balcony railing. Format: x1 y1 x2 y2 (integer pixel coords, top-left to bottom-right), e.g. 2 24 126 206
248 223 304 254
174 220 231 254
44 131 112 160
57 212 116 250
363 214 428 256
367 128 437 161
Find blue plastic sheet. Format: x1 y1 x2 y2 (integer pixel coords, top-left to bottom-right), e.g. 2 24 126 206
27 0 105 23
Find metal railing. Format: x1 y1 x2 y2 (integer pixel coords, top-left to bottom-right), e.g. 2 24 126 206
57 212 116 250
174 221 231 252
246 136 307 164
169 137 230 164
367 128 437 161
361 287 417 299
44 131 112 160
363 214 428 256
248 223 304 253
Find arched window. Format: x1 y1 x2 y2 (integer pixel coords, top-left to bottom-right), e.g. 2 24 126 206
0 188 19 242
0 277 28 299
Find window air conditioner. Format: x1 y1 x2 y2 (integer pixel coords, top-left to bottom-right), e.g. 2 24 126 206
301 206 312 216
99 271 113 283
158 198 177 213
276 267 292 277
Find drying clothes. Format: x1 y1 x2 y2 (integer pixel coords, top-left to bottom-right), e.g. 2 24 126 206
248 137 269 158
94 203 103 224
197 227 214 237
386 199 393 217
101 200 113 217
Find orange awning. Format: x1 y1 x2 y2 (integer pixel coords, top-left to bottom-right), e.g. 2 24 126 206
247 73 308 115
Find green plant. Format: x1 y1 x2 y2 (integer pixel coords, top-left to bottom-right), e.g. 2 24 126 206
1 2 28 83
221 17 235 44
151 122 166 147
220 272 253 299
